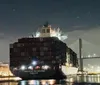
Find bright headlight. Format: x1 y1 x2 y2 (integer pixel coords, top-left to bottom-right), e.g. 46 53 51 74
42 65 49 70
28 66 33 70
20 65 26 70
32 61 37 66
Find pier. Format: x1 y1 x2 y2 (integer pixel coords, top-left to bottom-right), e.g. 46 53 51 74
0 63 21 81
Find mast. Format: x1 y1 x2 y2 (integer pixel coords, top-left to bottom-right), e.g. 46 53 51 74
43 21 49 27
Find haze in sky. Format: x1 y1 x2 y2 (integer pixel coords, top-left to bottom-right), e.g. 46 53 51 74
0 0 100 65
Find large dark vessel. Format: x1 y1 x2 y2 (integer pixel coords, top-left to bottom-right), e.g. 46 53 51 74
9 22 78 79
10 23 67 79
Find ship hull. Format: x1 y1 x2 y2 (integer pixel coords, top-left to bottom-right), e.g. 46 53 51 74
10 68 66 80
62 66 78 75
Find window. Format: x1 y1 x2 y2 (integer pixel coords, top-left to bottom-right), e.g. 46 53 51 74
44 43 48 46
17 43 21 47
40 47 48 51
47 29 50 33
42 29 45 33
32 48 36 51
40 52 44 56
10 44 13 48
56 56 59 59
44 47 48 51
52 61 56 63
14 48 17 52
21 52 25 56
40 47 43 51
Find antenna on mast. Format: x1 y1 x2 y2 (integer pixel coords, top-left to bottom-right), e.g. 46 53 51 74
44 21 49 27
32 34 34 38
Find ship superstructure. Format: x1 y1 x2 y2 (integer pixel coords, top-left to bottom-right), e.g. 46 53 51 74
33 22 67 40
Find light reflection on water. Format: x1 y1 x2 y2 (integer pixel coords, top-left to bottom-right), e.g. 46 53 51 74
18 79 72 85
1 75 100 85
76 74 100 83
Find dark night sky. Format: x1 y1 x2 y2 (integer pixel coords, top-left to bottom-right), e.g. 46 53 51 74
0 0 100 64
0 0 100 34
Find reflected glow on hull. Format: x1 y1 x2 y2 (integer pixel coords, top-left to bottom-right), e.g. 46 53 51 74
62 66 78 75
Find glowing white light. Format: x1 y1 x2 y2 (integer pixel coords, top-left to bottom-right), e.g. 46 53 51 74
69 78 74 82
21 81 26 85
42 65 49 70
20 65 26 70
84 67 86 70
13 77 22 80
28 66 33 70
28 80 39 85
91 66 94 69
32 61 37 66
69 64 72 67
97 66 100 69
35 32 40 37
50 28 68 41
48 80 55 84
41 80 46 85
93 53 97 57
13 68 17 70
33 27 68 41
93 53 96 56
88 54 91 57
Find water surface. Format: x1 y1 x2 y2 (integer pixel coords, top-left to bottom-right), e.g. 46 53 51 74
1 75 100 85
